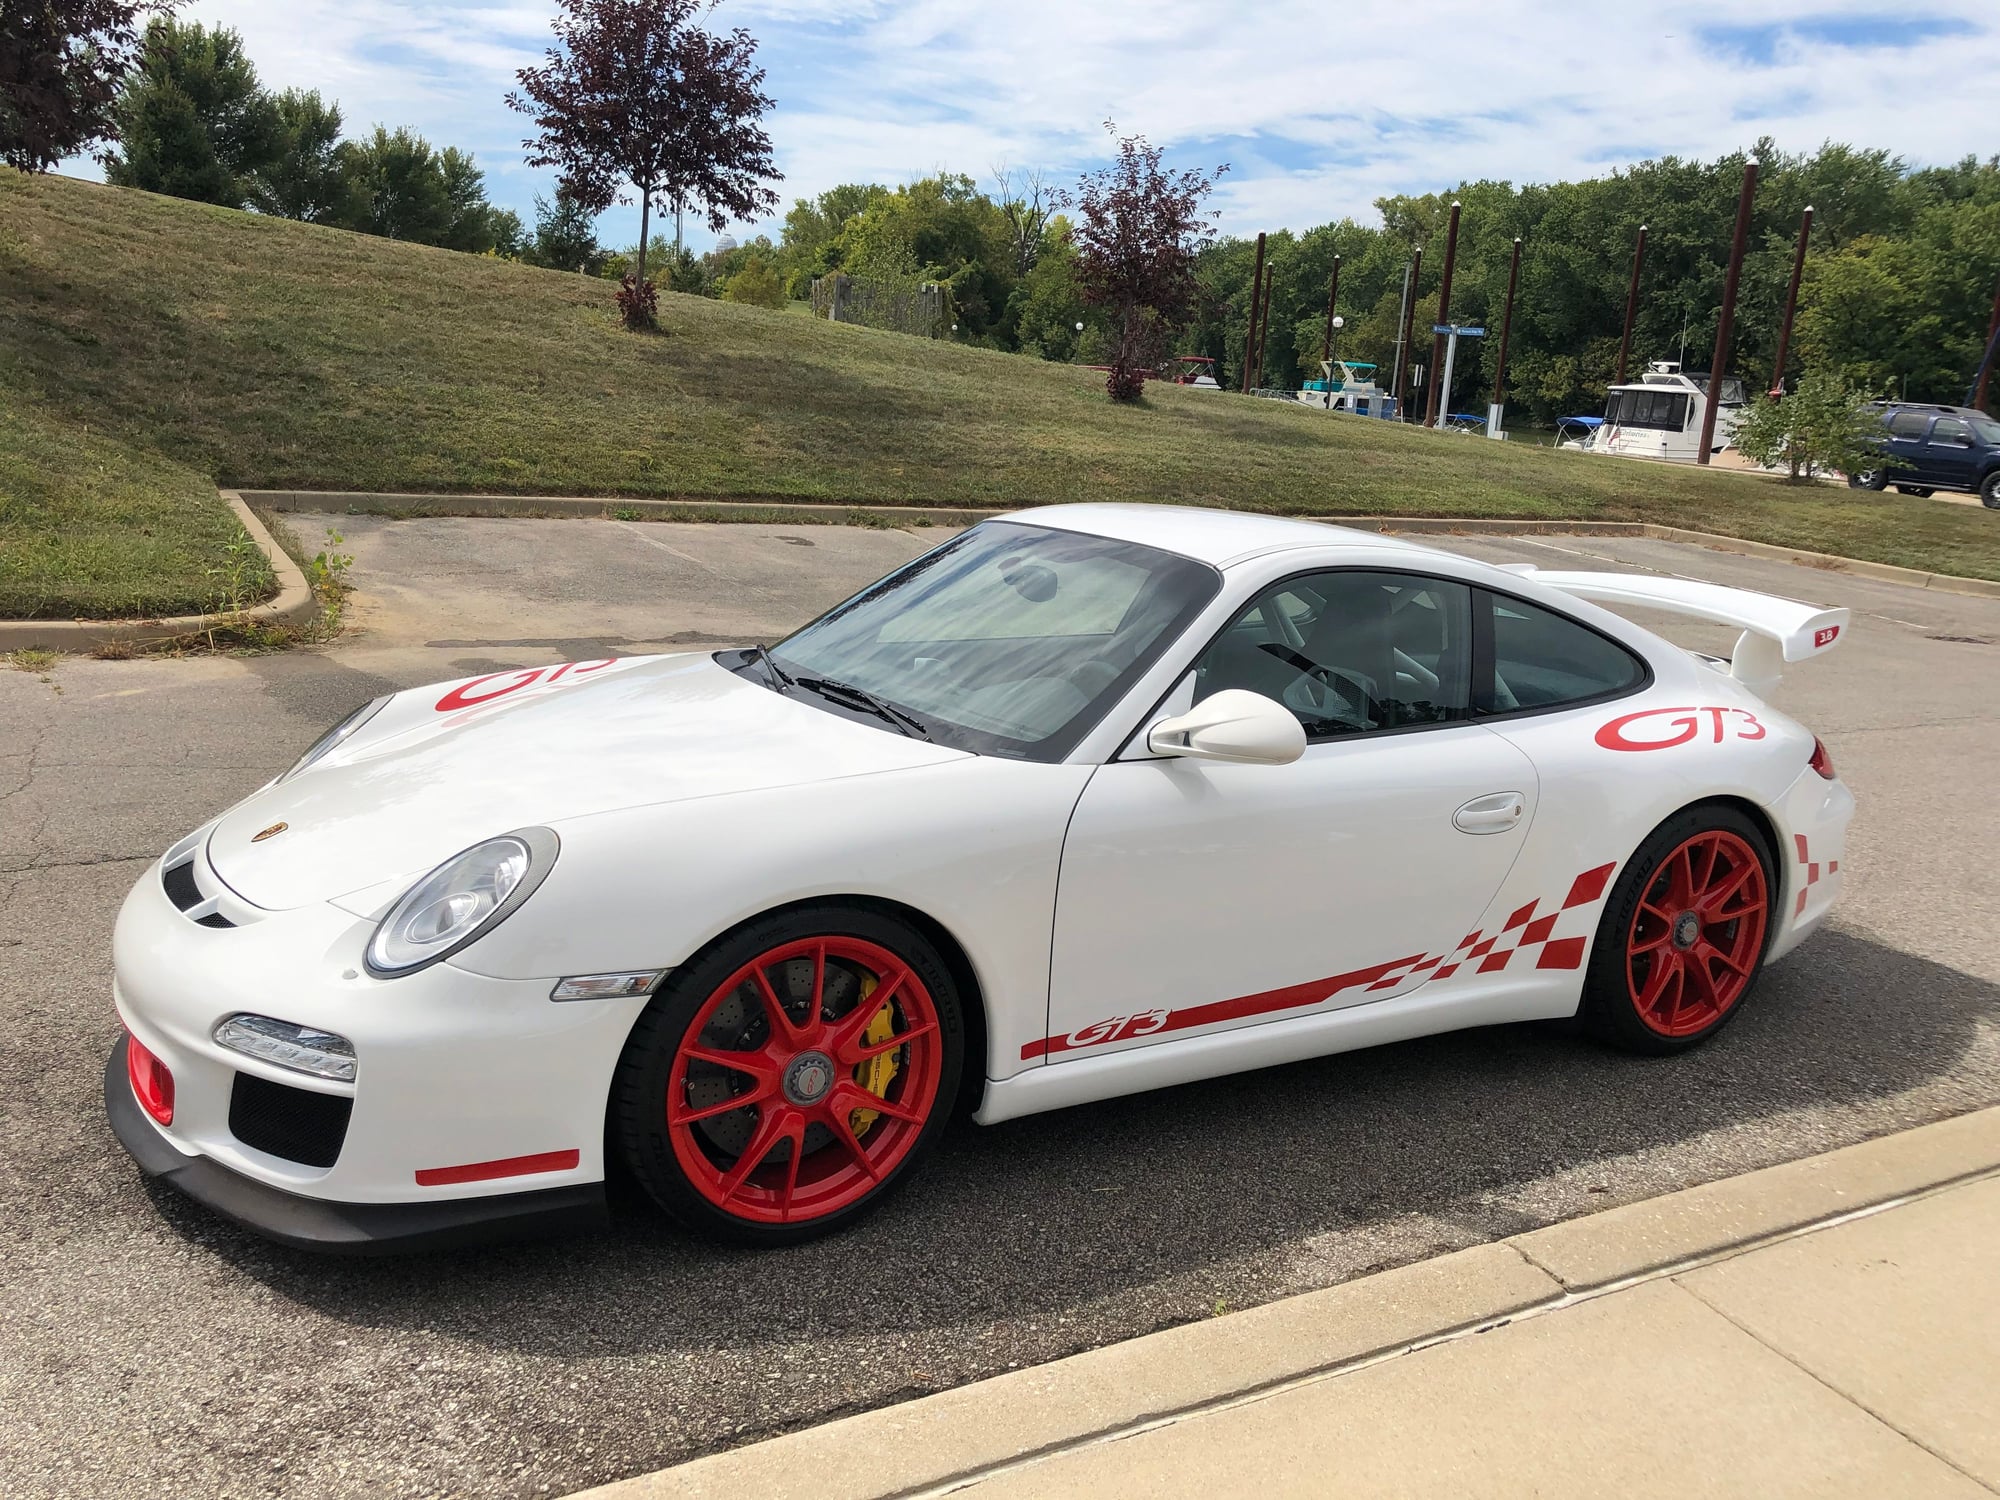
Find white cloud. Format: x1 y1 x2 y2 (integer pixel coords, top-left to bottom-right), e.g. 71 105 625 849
59 0 2000 249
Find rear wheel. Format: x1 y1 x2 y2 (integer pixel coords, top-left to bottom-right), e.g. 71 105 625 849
1847 468 1887 491
613 905 962 1244
1981 471 2000 509
1581 807 1775 1054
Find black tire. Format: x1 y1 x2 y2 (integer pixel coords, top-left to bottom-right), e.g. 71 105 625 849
1982 471 2000 510
1893 485 1934 497
1580 805 1777 1056
612 903 964 1246
1847 468 1887 491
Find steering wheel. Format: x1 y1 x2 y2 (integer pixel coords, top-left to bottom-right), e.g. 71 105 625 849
1257 642 1389 728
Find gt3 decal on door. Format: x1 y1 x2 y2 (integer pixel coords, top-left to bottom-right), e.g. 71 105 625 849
1595 707 1767 752
1023 861 1619 1061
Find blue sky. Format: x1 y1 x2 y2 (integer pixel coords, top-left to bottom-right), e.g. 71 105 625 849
60 0 2000 251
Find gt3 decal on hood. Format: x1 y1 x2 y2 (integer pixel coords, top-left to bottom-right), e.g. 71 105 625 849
208 653 966 910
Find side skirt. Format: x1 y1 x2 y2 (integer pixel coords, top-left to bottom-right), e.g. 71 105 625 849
972 980 1577 1125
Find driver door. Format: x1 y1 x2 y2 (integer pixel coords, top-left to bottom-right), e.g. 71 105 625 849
1040 570 1537 1061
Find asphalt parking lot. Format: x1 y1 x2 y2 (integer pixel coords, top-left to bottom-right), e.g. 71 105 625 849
3 513 1998 1499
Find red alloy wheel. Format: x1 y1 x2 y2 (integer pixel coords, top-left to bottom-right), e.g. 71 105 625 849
1625 829 1770 1038
665 936 943 1225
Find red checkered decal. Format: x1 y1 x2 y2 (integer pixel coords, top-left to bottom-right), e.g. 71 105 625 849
1793 833 1839 917
1023 861 1619 1060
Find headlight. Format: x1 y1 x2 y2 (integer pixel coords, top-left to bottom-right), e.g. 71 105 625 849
364 828 558 977
281 695 390 783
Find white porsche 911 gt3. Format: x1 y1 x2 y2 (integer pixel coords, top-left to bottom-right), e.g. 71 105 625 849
107 505 1854 1250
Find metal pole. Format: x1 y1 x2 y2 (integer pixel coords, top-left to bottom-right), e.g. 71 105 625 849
1256 263 1274 390
1319 255 1342 370
1241 232 1267 393
1490 236 1522 439
1392 258 1424 424
1434 329 1460 430
1769 206 1814 398
1697 160 1759 466
1975 275 2000 414
1423 202 1461 427
1615 225 1647 386
1395 248 1422 421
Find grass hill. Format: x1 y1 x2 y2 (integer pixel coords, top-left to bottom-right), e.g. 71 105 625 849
3 169 1996 619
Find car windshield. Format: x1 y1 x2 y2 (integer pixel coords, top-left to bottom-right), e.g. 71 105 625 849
765 521 1220 760
1968 411 2000 445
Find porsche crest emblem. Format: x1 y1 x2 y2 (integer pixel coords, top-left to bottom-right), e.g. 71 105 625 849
252 822 288 843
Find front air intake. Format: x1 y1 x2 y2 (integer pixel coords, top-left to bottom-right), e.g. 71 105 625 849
228 1073 352 1169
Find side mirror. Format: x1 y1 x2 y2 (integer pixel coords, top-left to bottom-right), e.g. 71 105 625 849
1148 689 1306 766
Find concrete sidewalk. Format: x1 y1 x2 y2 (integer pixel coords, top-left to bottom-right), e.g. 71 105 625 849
580 1107 2000 1499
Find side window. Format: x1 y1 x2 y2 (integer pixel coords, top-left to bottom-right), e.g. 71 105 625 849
1480 594 1646 714
1929 417 1972 446
1887 411 1929 440
1195 572 1471 739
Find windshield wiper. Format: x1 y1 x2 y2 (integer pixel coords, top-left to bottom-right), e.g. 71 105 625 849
745 644 795 692
793 676 933 740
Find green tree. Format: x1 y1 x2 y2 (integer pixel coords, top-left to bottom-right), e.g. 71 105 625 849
248 88 354 223
336 127 506 253
525 184 605 272
721 251 783 307
104 18 281 207
1730 369 1881 482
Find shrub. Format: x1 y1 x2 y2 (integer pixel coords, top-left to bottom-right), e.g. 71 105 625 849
1732 368 1882 483
615 273 658 330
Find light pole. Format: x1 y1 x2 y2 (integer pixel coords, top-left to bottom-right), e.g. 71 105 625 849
1324 316 1345 408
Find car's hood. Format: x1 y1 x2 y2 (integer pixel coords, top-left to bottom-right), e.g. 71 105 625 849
208 653 967 910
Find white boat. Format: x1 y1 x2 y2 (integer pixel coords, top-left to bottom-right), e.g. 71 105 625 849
1296 360 1398 419
1584 361 1747 462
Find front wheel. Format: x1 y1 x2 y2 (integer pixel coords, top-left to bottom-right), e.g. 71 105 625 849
1982 471 2000 509
1893 485 1934 497
1580 807 1775 1054
1847 468 1887 491
613 905 962 1244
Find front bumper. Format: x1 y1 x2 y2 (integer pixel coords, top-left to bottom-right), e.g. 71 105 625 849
109 838 653 1249
106 1036 607 1253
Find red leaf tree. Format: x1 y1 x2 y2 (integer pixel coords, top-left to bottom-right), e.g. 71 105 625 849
1 0 171 172
1064 124 1226 401
509 0 780 327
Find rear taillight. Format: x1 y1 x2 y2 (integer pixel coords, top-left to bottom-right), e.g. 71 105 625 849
126 1031 175 1125
1809 737 1837 780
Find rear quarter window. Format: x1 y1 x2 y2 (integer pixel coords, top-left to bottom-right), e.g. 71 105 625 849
1479 594 1648 714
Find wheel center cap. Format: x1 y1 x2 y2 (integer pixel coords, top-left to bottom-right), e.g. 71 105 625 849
784 1050 836 1105
1672 911 1702 950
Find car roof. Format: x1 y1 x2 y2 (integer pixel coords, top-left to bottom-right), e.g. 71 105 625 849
1874 402 1986 419
999 503 1423 568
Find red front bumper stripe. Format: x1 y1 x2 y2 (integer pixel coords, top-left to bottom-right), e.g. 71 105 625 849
414 1149 580 1187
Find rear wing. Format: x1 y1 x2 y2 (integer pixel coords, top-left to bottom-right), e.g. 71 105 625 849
1510 568 1849 696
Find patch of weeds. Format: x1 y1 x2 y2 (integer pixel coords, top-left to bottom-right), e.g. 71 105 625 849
610 507 644 521
89 638 136 660
6 647 59 673
842 509 900 530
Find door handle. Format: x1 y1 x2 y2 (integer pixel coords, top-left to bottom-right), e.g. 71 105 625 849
1454 792 1525 835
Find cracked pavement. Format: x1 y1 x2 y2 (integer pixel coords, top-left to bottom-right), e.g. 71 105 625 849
2 518 1998 1500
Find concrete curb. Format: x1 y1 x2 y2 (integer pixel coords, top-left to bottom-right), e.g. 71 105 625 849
0 491 319 652
239 490 2000 601
571 1106 2000 1500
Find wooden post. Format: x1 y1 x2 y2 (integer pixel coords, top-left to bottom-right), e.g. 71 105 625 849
1769 206 1814 397
1976 275 2000 414
1319 256 1342 371
1615 225 1647 385
1423 202 1461 426
1697 160 1759 466
1493 237 1522 407
1242 232 1267 393
1255 264 1274 390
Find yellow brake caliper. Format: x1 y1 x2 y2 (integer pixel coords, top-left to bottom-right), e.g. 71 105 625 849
848 973 900 1138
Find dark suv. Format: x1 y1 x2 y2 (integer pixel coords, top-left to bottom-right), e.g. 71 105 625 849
1850 402 2000 508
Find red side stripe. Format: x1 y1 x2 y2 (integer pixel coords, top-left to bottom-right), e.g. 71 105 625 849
1502 900 1538 932
1521 913 1559 946
1562 863 1616 909
414 1149 580 1187
1537 937 1587 970
1477 950 1512 974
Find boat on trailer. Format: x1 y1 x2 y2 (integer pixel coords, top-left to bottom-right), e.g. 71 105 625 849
1577 361 1748 462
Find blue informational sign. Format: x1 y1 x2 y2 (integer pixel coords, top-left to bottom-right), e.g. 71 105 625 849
1433 324 1487 336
